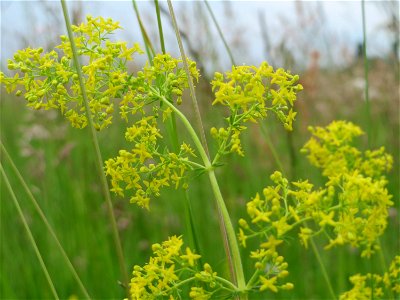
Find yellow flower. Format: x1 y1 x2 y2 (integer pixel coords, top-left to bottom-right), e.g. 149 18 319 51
260 235 283 253
259 276 278 292
238 229 248 248
318 211 336 227
180 247 201 267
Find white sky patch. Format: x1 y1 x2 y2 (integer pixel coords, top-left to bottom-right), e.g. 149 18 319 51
1 1 396 72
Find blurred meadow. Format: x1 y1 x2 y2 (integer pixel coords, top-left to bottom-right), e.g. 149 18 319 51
1 1 399 299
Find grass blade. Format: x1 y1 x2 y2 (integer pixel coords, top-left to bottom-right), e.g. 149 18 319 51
361 0 371 148
154 0 166 54
204 0 235 66
0 141 91 299
0 163 59 300
166 0 210 158
132 0 155 61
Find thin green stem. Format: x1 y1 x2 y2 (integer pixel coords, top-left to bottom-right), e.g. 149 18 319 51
211 125 233 167
169 274 238 294
259 123 285 174
309 236 336 300
204 0 235 66
214 275 240 291
211 106 258 167
60 1 129 295
207 169 246 294
159 96 247 297
0 164 59 300
201 0 287 177
182 189 204 268
361 0 371 148
160 96 209 165
183 160 206 170
154 0 166 54
166 0 209 158
246 254 268 290
147 0 202 263
201 2 287 180
132 0 155 61
377 239 394 299
361 4 393 297
0 142 91 299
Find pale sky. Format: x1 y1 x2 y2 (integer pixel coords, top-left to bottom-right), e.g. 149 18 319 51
1 1 397 72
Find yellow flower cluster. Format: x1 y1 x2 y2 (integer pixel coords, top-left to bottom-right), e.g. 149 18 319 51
211 62 303 156
302 121 394 257
302 120 393 179
210 62 302 157
105 116 197 209
239 170 328 248
120 53 199 121
0 16 205 210
129 235 227 300
102 51 202 209
211 63 302 122
239 121 394 288
1 16 143 130
340 255 400 299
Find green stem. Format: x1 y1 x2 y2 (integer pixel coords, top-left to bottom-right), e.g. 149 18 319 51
0 142 91 299
152 0 202 262
203 0 287 183
182 189 204 268
60 1 129 295
208 169 246 294
211 125 233 167
246 254 268 290
361 0 371 148
361 4 393 297
377 239 394 299
165 1 239 287
259 123 285 174
159 96 247 296
0 164 59 300
169 274 238 293
166 0 210 157
204 0 235 66
309 236 336 300
132 0 155 61
211 106 258 167
160 97 209 169
154 0 166 54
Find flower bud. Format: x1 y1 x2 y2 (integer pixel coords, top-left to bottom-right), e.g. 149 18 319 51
239 218 249 229
281 283 294 290
278 270 289 278
100 97 110 105
255 262 263 269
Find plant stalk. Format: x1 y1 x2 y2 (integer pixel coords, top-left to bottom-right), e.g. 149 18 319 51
159 96 247 297
132 0 155 60
309 236 336 300
60 1 129 296
361 0 371 148
154 0 166 54
204 0 235 66
166 0 209 157
166 0 240 292
1 164 59 300
259 123 285 174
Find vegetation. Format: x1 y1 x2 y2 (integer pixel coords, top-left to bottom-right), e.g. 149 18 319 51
1 1 398 299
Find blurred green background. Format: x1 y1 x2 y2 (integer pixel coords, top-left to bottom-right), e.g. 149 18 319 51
1 1 399 299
